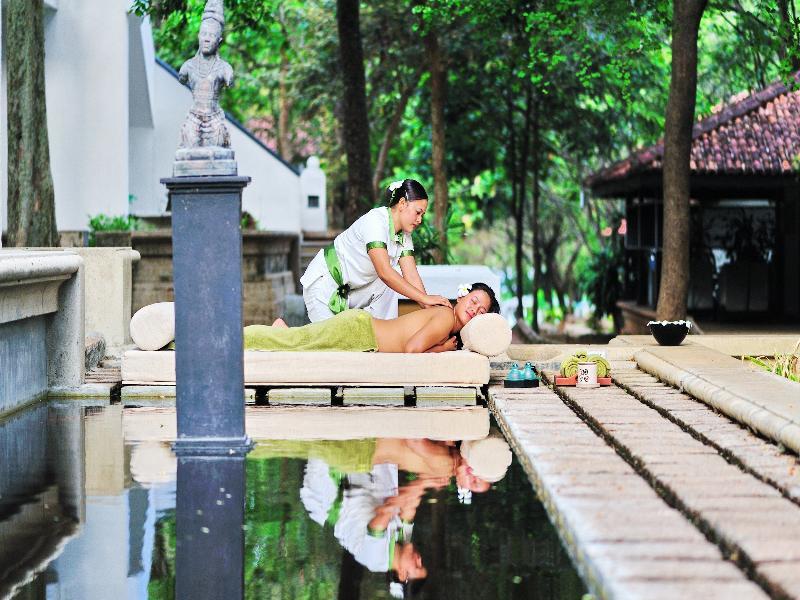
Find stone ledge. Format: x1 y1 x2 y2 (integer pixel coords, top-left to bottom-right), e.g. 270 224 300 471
0 251 82 325
613 334 800 356
48 383 114 400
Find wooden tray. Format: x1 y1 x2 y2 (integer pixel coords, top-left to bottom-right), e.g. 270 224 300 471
555 375 612 387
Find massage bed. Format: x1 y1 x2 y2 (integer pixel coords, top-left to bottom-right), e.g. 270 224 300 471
122 349 491 386
123 302 510 393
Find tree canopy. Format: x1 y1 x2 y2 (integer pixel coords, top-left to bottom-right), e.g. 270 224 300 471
131 0 800 328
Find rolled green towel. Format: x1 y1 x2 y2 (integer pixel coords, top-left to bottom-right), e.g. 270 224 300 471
560 350 612 378
559 349 588 377
587 354 611 378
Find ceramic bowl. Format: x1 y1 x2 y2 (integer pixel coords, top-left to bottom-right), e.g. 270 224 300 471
647 320 692 346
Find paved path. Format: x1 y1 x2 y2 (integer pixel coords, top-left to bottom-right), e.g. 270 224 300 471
489 386 767 600
613 367 800 504
546 369 800 598
634 345 800 453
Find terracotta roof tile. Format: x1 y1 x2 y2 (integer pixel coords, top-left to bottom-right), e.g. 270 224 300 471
588 74 800 187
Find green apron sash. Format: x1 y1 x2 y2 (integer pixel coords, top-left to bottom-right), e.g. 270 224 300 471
324 244 350 314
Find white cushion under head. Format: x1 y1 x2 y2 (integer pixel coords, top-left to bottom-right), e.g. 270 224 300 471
130 302 175 350
459 428 512 483
460 313 512 357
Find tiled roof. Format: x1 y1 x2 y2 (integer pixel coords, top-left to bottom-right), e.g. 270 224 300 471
587 74 800 188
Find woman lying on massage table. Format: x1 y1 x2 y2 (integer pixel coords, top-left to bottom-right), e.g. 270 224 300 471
244 282 500 353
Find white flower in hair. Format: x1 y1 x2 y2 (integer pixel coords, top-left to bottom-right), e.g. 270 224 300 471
457 283 471 298
389 180 403 191
389 582 404 599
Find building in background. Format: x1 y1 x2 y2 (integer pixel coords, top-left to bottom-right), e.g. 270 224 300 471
0 0 327 241
588 76 800 333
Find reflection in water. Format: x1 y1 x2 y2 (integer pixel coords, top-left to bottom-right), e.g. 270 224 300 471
1 406 586 599
175 456 246 599
0 404 83 599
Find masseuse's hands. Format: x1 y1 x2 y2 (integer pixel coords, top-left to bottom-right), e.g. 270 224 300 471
418 294 451 310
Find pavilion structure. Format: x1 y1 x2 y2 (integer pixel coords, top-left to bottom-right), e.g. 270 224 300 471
588 75 800 333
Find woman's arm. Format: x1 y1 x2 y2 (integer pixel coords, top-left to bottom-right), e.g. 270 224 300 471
368 247 450 308
399 256 427 299
425 336 458 353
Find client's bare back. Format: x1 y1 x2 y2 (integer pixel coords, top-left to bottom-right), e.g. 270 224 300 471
372 306 454 353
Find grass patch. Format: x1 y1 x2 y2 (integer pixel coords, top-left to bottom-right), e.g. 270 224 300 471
742 340 800 383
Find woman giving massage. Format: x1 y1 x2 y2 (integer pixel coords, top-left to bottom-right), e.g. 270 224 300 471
244 282 500 353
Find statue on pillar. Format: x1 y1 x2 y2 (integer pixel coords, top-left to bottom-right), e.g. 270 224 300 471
173 0 237 176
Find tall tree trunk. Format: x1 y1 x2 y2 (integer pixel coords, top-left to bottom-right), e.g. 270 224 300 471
277 45 292 161
424 30 448 264
518 84 532 322
777 0 800 71
336 0 373 224
507 94 522 320
530 95 541 333
6 0 58 247
372 68 422 199
657 0 706 321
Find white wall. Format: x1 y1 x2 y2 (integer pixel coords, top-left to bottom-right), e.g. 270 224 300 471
45 0 131 231
132 61 304 232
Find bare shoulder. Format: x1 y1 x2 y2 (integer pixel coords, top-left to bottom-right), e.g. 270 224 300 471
395 307 453 329
425 306 456 331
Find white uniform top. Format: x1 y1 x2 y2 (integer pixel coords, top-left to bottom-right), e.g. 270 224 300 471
300 207 414 290
334 463 405 572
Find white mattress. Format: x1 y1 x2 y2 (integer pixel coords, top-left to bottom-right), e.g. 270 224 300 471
123 406 491 441
122 350 490 386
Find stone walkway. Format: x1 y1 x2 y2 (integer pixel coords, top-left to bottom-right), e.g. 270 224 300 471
489 387 767 599
489 364 800 599
613 368 800 504
635 345 800 454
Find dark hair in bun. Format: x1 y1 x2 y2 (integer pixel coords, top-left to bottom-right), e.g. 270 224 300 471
386 179 428 206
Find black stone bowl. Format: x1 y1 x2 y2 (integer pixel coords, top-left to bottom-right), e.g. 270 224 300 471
647 321 691 346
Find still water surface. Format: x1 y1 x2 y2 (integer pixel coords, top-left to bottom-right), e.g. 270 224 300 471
1 403 586 599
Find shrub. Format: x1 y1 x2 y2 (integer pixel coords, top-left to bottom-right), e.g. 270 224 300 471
87 214 145 246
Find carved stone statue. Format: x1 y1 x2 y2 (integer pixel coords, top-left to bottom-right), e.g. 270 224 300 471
173 0 237 176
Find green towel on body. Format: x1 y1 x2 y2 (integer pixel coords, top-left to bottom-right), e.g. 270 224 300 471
248 439 377 473
244 308 378 352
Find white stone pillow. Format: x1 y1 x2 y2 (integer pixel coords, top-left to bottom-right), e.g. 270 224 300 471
460 313 512 357
130 302 175 350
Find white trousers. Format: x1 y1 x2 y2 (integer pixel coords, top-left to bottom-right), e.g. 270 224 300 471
302 271 398 323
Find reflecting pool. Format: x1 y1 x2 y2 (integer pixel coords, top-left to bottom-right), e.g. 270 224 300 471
1 403 586 599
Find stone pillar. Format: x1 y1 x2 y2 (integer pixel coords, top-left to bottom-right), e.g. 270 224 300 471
176 455 246 599
161 175 251 454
